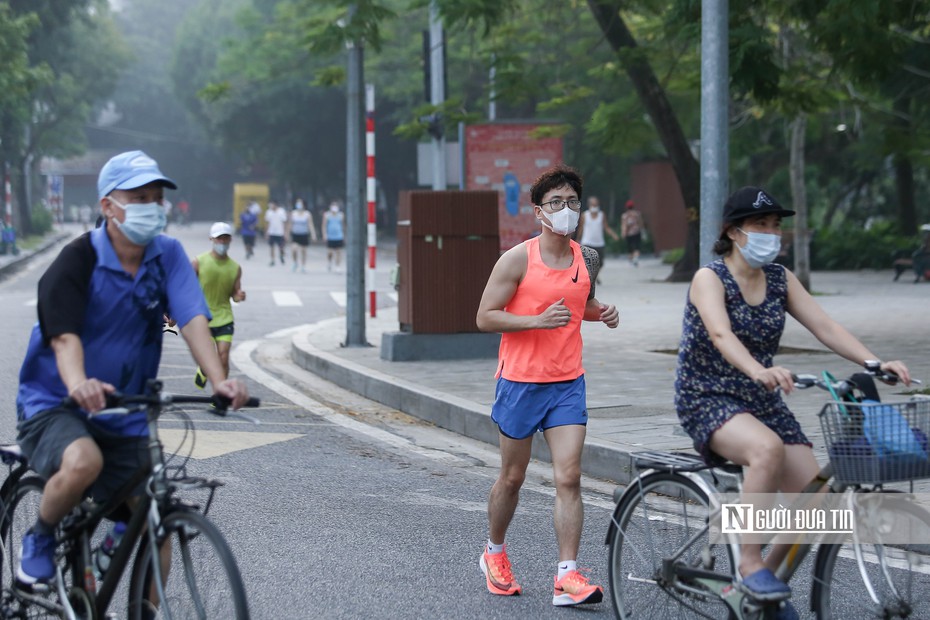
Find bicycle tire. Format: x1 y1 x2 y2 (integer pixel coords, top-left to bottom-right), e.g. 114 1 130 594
812 493 930 619
607 471 736 619
127 509 249 620
0 475 91 620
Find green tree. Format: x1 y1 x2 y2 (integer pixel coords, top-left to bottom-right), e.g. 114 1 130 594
0 0 127 234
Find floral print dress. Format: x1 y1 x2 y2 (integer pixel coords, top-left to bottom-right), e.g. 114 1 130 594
675 259 811 464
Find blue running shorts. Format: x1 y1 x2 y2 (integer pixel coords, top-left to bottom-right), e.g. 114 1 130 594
491 375 587 440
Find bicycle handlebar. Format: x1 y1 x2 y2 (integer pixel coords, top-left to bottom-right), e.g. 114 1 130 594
791 366 921 392
62 392 261 415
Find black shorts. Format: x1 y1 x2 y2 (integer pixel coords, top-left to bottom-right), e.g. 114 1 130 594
268 235 285 248
242 234 256 248
17 408 149 504
625 233 642 252
292 233 310 247
327 239 344 249
209 322 235 340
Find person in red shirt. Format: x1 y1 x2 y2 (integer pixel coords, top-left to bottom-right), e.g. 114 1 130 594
476 164 619 607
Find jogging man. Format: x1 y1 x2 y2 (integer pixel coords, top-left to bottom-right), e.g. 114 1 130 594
476 164 619 606
192 222 246 387
15 151 249 583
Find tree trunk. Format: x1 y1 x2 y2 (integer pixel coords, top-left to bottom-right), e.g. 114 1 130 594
789 114 810 290
13 156 32 236
893 97 917 235
587 0 701 282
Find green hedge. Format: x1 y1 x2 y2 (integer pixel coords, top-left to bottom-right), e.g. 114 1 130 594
30 205 53 236
811 222 914 270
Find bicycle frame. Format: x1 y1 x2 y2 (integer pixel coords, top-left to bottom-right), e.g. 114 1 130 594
15 389 224 620
612 457 841 619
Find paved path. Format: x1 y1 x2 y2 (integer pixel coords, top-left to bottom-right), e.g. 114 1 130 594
292 253 930 487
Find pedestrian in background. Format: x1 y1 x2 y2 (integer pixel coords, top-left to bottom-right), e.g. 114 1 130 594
78 203 93 232
239 202 259 260
192 222 246 388
575 195 619 284
476 164 618 607
265 200 288 266
322 202 345 272
288 198 317 273
620 199 646 266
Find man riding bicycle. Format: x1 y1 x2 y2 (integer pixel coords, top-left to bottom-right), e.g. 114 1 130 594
15 150 249 584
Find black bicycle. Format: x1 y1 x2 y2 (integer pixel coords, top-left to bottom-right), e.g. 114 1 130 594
0 379 259 619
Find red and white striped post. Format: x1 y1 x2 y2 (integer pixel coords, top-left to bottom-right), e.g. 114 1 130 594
365 83 377 318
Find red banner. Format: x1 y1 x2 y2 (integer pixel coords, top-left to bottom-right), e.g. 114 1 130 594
464 123 563 251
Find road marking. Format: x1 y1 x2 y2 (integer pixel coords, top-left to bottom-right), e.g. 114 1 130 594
232 339 461 463
330 291 346 307
159 429 302 459
387 292 397 302
272 291 302 306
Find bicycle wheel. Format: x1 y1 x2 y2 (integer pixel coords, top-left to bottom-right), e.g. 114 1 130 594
127 510 249 620
813 494 930 619
0 475 90 620
608 471 735 619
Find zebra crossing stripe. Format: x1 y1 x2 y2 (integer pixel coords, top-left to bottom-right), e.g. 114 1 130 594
272 291 302 307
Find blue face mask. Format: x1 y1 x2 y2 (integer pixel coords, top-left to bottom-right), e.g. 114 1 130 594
736 228 781 268
109 197 167 246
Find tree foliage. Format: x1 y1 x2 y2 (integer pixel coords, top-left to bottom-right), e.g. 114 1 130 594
0 0 127 233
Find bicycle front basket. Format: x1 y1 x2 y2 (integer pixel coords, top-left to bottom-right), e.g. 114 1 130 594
819 400 930 485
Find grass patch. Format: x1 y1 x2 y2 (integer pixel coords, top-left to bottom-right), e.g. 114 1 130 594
17 234 46 251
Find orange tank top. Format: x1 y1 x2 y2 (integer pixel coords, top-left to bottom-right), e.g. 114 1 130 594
496 237 589 383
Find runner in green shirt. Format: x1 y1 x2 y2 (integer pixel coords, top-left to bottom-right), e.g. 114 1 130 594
192 222 246 387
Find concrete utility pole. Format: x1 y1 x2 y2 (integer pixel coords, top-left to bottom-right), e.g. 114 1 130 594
345 5 367 346
429 1 446 190
700 0 728 267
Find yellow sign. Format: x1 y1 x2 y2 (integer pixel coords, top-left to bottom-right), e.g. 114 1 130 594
232 183 269 230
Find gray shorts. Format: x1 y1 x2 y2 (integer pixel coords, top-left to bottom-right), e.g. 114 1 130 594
17 407 149 504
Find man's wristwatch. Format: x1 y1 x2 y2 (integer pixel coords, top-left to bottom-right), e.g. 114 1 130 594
863 360 883 372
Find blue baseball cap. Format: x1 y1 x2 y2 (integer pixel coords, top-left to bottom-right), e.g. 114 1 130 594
97 150 177 199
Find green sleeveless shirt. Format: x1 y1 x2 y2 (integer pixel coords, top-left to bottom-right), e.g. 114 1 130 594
196 252 239 327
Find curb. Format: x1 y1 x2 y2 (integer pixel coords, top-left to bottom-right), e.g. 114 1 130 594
0 231 70 279
290 323 636 485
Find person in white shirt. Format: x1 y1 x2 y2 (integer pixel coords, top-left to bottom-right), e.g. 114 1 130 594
265 201 289 266
576 196 618 284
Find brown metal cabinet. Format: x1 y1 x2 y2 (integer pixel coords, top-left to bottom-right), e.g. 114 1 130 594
397 191 500 333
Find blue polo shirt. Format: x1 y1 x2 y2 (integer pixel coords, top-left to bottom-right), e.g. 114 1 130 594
17 225 210 436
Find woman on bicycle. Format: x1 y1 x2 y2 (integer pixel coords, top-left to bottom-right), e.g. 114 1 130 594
674 186 911 616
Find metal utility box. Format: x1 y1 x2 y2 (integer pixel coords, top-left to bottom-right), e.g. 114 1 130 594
397 191 500 334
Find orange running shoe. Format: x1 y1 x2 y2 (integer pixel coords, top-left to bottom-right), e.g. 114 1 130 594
552 569 603 606
479 548 522 596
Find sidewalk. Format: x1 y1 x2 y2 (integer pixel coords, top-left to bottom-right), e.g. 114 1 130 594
292 255 930 486
0 225 74 279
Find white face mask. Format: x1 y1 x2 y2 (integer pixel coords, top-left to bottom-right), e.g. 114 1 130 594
213 242 229 256
108 197 166 246
539 206 580 236
736 228 781 268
